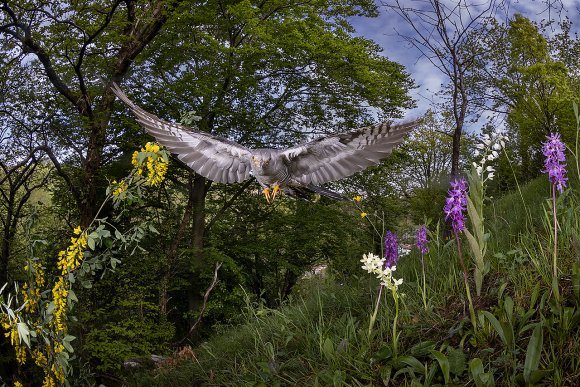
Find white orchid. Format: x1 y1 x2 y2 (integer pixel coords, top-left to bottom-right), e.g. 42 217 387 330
361 253 402 291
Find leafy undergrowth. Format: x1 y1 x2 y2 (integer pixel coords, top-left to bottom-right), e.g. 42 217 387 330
129 175 580 386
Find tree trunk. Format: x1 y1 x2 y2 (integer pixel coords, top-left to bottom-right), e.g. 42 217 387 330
0 194 15 284
187 173 209 330
451 122 462 178
159 173 195 318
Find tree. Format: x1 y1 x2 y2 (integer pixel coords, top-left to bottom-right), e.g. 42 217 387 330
383 0 500 177
116 0 415 330
0 0 181 227
472 14 578 179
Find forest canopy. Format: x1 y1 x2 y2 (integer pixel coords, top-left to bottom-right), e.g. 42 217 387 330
0 0 579 385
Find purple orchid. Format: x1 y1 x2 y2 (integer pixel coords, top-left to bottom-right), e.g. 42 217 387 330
384 231 399 268
543 132 568 193
416 225 429 255
444 178 468 234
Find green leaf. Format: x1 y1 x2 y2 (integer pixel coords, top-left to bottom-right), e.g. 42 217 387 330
504 296 514 322
466 196 483 240
87 236 96 250
447 347 467 376
529 282 541 311
68 289 78 303
110 257 121 270
371 345 393 363
46 301 55 315
430 350 450 384
148 224 159 234
398 355 425 374
481 311 513 349
523 323 543 384
322 338 334 361
469 358 495 387
17 322 31 347
408 340 436 357
62 338 74 353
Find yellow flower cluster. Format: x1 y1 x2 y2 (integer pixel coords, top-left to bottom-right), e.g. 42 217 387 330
42 374 55 387
111 179 128 196
22 262 45 313
34 262 46 287
52 277 68 333
1 315 26 365
52 363 65 384
57 226 87 275
22 283 40 313
14 381 23 387
33 348 47 367
132 142 168 186
40 362 66 386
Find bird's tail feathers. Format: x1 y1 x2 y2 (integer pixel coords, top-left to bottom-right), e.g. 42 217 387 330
304 184 348 201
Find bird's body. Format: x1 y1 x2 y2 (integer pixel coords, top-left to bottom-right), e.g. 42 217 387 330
111 83 416 201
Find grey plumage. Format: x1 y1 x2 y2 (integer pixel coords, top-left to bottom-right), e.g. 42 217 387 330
111 83 416 201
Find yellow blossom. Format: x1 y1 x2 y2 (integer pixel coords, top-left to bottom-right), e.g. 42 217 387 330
360 212 368 218
52 278 69 333
112 179 128 196
54 342 65 353
353 195 362 202
52 363 65 383
57 228 87 275
42 375 55 387
131 151 143 176
132 142 168 186
34 263 45 288
14 381 23 387
16 345 26 364
33 349 48 367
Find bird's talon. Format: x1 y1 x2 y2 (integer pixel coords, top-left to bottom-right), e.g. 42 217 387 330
262 187 271 203
271 183 280 202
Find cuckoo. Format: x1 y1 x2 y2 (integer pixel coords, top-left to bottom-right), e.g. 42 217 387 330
112 83 416 202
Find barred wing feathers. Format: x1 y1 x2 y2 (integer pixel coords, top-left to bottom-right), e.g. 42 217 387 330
111 83 253 183
282 121 416 186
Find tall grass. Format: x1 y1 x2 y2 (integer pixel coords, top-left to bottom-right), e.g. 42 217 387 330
130 156 580 386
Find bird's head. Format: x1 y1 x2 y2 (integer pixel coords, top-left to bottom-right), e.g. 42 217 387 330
251 155 272 174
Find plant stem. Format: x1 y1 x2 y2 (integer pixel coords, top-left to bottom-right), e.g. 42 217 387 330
392 288 399 356
456 233 477 332
368 284 383 337
421 254 427 310
552 183 558 278
552 183 560 303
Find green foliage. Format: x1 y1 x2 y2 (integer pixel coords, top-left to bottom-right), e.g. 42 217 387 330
128 147 580 386
84 310 174 373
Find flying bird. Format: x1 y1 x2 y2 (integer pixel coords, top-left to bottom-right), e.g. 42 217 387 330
111 83 416 202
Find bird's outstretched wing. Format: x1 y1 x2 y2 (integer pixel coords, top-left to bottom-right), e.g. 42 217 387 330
111 83 253 183
281 120 417 186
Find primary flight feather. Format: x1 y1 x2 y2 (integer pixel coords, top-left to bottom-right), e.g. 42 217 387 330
111 83 416 202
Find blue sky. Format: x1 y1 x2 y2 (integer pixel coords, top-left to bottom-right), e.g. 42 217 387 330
349 0 580 126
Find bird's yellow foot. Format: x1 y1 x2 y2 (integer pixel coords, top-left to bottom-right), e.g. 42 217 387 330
262 187 271 203
271 183 280 202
